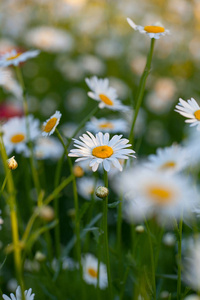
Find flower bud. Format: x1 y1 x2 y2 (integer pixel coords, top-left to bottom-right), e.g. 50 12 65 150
73 165 84 177
7 156 18 170
135 225 145 233
95 186 109 199
35 251 46 262
38 206 54 221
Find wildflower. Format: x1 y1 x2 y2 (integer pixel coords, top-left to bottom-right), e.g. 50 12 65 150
85 76 129 111
77 177 103 200
68 131 135 172
2 286 35 300
0 49 40 67
184 296 200 300
82 254 108 289
145 144 189 174
127 18 169 39
7 156 18 170
95 186 109 199
34 137 63 160
42 111 62 136
117 167 197 224
73 165 84 177
175 98 200 130
86 117 128 134
2 116 40 156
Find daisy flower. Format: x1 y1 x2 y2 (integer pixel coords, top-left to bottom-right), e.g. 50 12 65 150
85 76 129 111
127 18 169 39
3 286 35 300
42 111 62 136
34 136 63 160
117 167 197 224
82 254 108 289
77 177 103 200
145 144 189 174
2 116 40 156
86 117 128 134
0 49 40 67
175 98 200 130
68 131 135 172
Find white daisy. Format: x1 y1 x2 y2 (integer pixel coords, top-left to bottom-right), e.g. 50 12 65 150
34 136 63 160
2 116 40 156
145 144 189 174
127 18 169 39
68 131 135 172
86 117 129 134
3 286 35 300
85 76 129 111
0 49 40 67
77 177 103 200
42 111 62 136
175 98 200 130
82 253 108 289
117 167 197 224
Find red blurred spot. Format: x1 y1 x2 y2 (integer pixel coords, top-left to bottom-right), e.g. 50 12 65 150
0 102 24 120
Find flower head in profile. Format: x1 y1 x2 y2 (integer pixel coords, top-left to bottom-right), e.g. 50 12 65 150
85 76 129 111
127 18 169 39
3 286 35 300
69 131 135 172
175 98 200 130
82 254 108 289
42 111 62 136
86 117 128 134
117 167 197 224
0 49 40 67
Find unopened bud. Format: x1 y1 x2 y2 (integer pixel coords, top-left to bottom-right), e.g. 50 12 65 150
35 251 46 262
67 208 76 219
7 156 18 170
38 206 54 221
135 225 145 233
95 186 109 199
73 165 84 177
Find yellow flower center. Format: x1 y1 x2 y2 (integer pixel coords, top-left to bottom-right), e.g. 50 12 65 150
144 25 165 33
6 53 21 61
73 165 84 177
10 133 25 143
43 117 57 133
99 122 114 129
99 94 114 106
92 145 113 159
147 185 173 204
160 161 176 170
194 110 200 120
88 268 98 278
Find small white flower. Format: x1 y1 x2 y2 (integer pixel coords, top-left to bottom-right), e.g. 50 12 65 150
68 131 135 172
34 136 63 160
2 286 35 300
85 76 129 111
2 116 40 156
42 111 62 136
117 167 197 224
145 144 189 174
175 98 200 130
0 49 40 67
77 177 103 200
127 18 170 39
82 253 108 289
86 117 128 134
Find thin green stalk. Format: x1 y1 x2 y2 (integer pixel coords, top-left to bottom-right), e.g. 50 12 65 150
0 174 8 197
0 133 25 300
15 66 41 195
145 220 156 300
177 217 183 300
103 171 112 298
66 106 99 148
120 266 130 300
129 38 155 147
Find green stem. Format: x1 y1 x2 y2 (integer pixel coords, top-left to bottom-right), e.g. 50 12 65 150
129 38 155 147
0 133 25 300
177 217 183 300
0 174 8 197
103 171 112 298
66 106 99 148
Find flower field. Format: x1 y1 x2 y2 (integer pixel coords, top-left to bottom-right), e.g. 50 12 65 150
1 1 200 299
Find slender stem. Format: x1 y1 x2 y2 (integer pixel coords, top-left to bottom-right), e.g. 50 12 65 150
66 106 99 148
0 133 25 299
103 171 112 298
0 174 8 197
177 217 183 300
129 38 155 147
